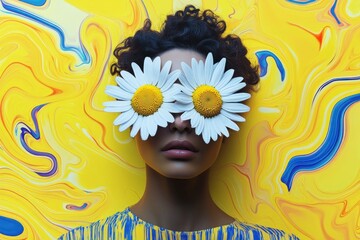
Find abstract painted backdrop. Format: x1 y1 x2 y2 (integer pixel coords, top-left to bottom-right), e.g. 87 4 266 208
0 0 359 239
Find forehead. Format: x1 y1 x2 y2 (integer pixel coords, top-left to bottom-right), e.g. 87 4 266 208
158 49 206 71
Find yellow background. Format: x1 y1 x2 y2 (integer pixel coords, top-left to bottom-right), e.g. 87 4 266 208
0 0 359 239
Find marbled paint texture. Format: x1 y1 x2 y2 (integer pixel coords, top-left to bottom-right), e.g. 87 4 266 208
0 0 359 239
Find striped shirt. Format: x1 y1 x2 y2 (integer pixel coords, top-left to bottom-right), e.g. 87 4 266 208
58 208 299 240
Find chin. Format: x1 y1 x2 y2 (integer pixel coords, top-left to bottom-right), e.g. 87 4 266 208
159 165 208 180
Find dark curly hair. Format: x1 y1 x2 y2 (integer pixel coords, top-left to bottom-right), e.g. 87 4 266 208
110 5 259 88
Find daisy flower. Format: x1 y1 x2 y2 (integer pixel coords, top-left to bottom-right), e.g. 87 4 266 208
103 57 181 140
176 53 251 143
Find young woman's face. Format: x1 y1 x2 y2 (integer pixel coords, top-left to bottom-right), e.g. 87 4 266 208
135 49 224 179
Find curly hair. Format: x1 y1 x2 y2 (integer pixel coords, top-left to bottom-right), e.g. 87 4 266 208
110 5 259 88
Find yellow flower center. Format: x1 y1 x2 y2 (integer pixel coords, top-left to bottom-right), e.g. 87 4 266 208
131 85 163 116
192 85 222 118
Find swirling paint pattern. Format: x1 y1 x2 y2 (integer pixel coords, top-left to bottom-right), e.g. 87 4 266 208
0 0 359 239
65 203 89 211
0 216 24 237
19 0 46 7
255 51 285 82
15 104 58 177
313 76 360 104
281 93 360 190
287 0 317 5
330 0 342 25
0 0 90 63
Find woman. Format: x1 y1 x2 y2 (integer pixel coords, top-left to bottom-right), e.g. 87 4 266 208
59 5 299 240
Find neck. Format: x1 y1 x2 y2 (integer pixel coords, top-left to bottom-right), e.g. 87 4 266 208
130 166 234 231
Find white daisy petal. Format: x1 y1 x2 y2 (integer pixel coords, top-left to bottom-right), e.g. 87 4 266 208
178 72 194 91
191 58 202 87
209 118 219 141
190 112 200 129
162 70 181 91
195 115 205 135
115 76 125 86
147 116 158 137
161 102 179 113
215 69 234 89
131 62 145 84
103 101 132 112
212 117 223 136
158 107 174 122
158 61 172 88
143 57 153 84
119 112 138 132
105 86 133 100
222 103 250 113
221 82 246 96
232 76 245 83
130 115 143 137
168 102 193 113
163 88 180 102
140 123 149 140
191 58 198 73
220 115 239 131
175 93 193 104
154 111 167 128
209 58 226 86
214 115 229 137
204 53 214 84
181 62 197 89
222 93 251 102
118 80 138 93
220 109 246 122
116 75 138 89
197 60 205 85
151 57 161 85
120 71 140 89
202 121 211 143
219 77 245 93
181 109 197 121
113 109 135 126
219 76 244 91
177 84 192 96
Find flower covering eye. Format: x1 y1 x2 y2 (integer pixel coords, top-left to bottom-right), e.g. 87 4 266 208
175 53 251 143
103 57 181 140
104 53 251 143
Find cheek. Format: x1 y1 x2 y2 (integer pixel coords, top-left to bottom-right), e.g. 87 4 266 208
199 140 223 165
135 137 156 162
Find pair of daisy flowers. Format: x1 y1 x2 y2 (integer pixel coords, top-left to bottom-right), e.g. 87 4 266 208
104 53 250 144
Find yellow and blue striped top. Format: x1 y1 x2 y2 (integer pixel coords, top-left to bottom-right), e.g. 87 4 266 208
58 208 299 240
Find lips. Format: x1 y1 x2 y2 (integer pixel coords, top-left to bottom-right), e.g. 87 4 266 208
161 140 198 159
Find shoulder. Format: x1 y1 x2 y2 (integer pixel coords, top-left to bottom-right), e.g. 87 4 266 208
231 221 300 240
57 208 131 240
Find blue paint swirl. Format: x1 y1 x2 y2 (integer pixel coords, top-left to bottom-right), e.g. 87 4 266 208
287 0 317 4
0 216 24 236
16 104 58 177
0 0 90 64
19 0 46 7
66 203 88 211
255 50 286 81
281 93 360 191
330 0 342 25
313 76 360 104
287 0 341 25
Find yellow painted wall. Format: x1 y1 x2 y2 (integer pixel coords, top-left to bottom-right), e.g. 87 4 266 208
0 0 359 239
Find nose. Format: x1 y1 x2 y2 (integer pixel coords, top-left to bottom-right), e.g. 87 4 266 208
169 114 192 133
